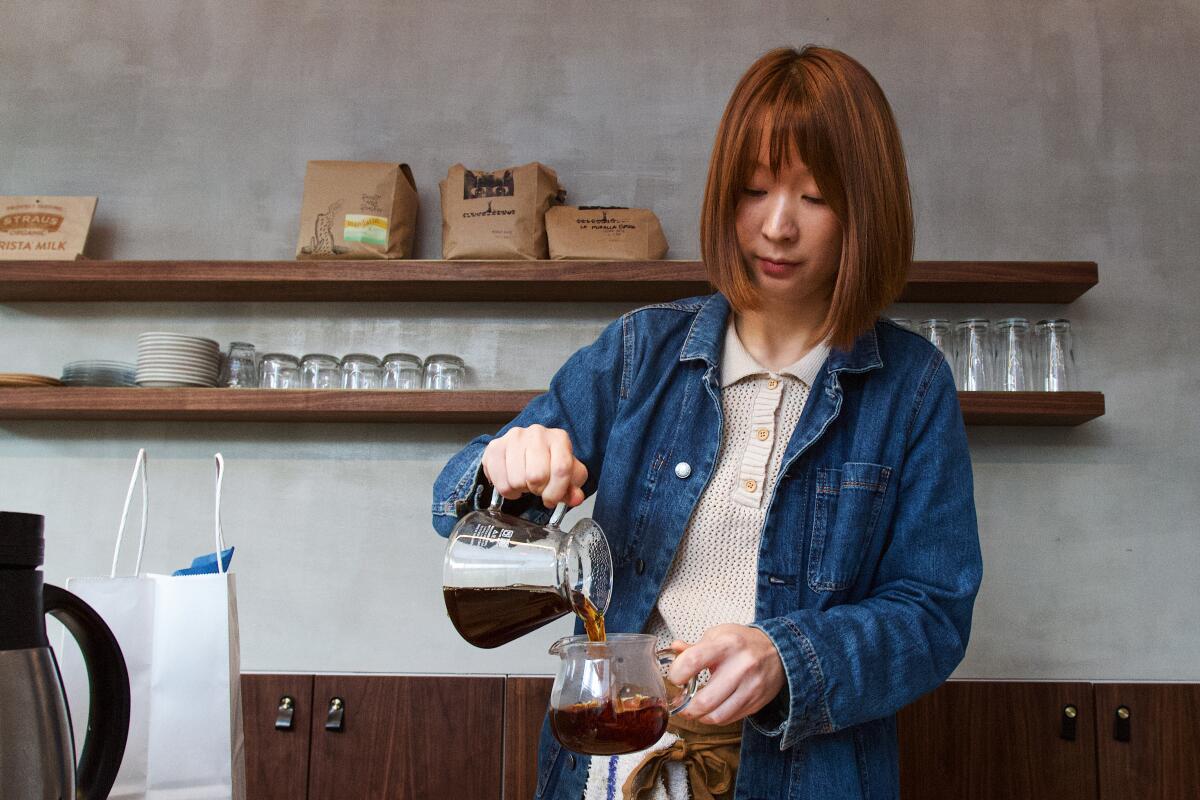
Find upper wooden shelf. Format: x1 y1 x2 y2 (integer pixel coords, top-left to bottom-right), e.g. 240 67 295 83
0 259 1097 303
0 388 1105 426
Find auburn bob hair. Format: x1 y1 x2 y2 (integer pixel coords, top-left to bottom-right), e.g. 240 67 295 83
700 46 913 351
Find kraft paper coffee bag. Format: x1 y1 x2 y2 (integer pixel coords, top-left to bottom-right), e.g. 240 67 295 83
546 206 669 260
0 196 97 260
296 161 419 259
439 162 564 259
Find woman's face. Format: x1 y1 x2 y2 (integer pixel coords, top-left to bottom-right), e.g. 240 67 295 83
734 139 842 311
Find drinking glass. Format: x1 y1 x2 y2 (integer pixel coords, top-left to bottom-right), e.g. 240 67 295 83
300 354 340 389
423 354 466 390
220 342 259 388
382 353 423 389
259 353 299 389
1036 319 1076 391
953 319 993 391
918 319 952 358
995 318 1034 391
340 353 382 389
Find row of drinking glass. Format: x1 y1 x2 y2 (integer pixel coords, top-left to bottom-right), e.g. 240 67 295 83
221 343 466 390
892 318 1078 391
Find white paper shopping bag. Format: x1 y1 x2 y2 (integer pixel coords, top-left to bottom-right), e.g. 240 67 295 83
61 451 246 800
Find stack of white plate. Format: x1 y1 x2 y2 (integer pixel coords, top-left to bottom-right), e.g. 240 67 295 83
136 333 220 387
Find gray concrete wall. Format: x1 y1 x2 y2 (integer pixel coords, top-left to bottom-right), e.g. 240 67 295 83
2 1 1197 679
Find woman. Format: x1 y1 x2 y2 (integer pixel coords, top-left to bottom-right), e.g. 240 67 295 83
433 45 982 800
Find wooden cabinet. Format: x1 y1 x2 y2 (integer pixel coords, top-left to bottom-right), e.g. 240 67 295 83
503 677 555 800
898 681 1097 799
1093 683 1200 800
307 675 504 799
899 681 1200 800
242 674 314 800
244 676 1199 799
243 674 504 800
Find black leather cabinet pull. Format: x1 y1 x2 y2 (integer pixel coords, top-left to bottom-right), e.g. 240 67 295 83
1060 704 1078 741
274 696 295 731
325 697 345 732
1114 705 1131 742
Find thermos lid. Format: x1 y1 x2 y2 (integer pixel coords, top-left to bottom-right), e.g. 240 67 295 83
0 511 45 568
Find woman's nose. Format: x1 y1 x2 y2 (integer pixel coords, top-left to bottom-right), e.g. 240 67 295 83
761 197 799 242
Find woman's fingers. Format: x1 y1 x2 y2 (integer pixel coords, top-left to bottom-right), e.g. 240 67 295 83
481 437 512 498
567 454 589 507
503 431 528 500
540 430 576 508
482 426 587 506
524 429 554 499
697 675 761 726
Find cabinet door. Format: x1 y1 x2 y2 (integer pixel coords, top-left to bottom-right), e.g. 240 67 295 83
899 680 1097 800
308 675 505 799
503 677 554 800
1094 683 1200 800
242 674 314 800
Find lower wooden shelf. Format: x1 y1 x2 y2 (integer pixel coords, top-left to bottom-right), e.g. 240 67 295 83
0 388 1105 426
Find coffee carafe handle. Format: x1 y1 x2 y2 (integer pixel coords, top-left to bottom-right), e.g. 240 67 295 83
488 489 568 528
657 648 700 716
43 584 131 800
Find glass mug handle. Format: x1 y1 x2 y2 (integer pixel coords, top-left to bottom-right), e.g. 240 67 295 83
488 488 568 527
656 648 699 715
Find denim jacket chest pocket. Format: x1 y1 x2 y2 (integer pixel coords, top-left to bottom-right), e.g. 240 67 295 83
808 461 892 592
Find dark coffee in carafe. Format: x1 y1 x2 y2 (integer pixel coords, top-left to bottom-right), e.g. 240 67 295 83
443 586 572 649
550 695 669 755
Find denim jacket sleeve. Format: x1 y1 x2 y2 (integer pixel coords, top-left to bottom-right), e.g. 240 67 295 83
430 316 626 537
748 354 983 749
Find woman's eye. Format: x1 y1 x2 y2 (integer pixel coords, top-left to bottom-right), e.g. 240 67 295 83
742 188 767 197
803 195 826 205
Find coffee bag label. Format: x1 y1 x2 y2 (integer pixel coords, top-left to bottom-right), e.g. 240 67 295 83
343 214 388 246
0 196 96 260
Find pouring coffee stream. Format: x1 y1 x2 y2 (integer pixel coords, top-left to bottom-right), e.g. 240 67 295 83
442 489 696 755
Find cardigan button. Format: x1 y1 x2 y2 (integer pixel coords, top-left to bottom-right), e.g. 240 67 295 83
674 462 692 479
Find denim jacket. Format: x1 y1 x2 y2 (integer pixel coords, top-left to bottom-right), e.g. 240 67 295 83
432 292 982 800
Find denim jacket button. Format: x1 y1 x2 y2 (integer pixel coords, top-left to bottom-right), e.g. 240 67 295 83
567 753 577 769
635 558 646 575
674 461 692 479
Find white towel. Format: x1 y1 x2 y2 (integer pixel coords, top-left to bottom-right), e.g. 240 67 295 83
582 731 690 800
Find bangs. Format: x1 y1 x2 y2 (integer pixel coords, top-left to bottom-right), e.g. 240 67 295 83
731 77 845 221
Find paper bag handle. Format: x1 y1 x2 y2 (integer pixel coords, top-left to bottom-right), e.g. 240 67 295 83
111 449 149 578
214 453 227 574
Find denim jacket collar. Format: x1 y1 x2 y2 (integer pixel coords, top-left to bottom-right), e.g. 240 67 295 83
679 291 884 375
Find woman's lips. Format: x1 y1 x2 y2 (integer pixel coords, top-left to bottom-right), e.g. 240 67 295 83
757 257 801 279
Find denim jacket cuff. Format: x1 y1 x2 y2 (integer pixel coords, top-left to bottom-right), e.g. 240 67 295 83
749 616 836 749
431 448 553 536
431 449 487 536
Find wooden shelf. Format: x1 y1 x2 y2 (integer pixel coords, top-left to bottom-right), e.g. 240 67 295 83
958 391 1104 426
0 259 1097 303
0 389 538 423
0 388 1105 426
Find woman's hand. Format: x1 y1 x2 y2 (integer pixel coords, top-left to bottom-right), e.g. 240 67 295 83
667 624 786 726
482 424 589 508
